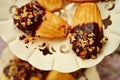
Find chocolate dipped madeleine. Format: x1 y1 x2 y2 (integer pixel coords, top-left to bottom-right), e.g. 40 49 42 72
13 1 69 40
69 3 107 59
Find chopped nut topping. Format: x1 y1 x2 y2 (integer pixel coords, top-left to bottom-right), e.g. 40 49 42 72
3 58 42 80
13 1 45 37
70 23 107 59
13 15 20 20
21 22 26 27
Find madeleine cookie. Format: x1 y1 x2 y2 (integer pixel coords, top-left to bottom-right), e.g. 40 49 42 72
13 1 69 40
70 3 107 59
36 0 63 12
46 70 76 80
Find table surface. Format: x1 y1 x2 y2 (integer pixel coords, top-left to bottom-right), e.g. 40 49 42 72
0 37 120 80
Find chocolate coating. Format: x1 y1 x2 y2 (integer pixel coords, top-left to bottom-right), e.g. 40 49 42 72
13 1 45 37
3 58 42 80
70 22 107 59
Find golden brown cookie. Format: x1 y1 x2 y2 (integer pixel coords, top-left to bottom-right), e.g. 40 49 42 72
70 3 107 59
13 1 69 40
36 0 63 12
46 70 76 80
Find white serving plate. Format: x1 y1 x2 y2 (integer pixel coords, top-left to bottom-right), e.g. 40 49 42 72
0 0 120 72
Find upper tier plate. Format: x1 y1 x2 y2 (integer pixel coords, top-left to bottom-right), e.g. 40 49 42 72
0 0 120 72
